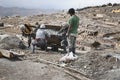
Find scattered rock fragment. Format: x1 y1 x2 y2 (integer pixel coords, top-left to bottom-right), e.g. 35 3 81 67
91 41 101 49
0 22 4 27
88 31 98 36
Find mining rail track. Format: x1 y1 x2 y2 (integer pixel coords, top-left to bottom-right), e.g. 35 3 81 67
34 58 91 80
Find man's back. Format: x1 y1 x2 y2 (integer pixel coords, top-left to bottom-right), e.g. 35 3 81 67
36 29 47 39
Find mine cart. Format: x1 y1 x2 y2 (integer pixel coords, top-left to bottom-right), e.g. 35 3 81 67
43 24 67 52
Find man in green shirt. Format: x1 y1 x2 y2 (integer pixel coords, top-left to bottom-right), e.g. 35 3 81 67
67 8 79 54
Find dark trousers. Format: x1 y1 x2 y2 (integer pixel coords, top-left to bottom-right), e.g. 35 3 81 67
67 36 76 54
61 37 68 53
32 39 47 53
28 34 32 48
22 33 35 48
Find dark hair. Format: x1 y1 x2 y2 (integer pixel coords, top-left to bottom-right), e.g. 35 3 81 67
24 24 27 27
68 8 75 14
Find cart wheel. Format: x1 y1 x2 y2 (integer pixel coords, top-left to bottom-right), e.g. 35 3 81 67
51 44 58 51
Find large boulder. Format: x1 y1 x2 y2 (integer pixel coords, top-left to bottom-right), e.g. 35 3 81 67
0 34 25 49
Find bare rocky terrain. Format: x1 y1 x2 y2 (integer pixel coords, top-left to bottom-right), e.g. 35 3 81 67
0 4 120 80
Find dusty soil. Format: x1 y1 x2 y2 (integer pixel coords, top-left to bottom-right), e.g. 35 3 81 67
0 58 76 80
0 4 120 80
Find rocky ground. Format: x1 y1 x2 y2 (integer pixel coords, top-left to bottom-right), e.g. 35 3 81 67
0 4 120 80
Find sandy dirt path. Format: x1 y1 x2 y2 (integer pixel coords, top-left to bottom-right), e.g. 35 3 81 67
0 58 75 80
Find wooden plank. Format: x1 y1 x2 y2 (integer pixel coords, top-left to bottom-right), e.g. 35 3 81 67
0 49 24 59
0 49 14 58
64 70 91 80
36 58 91 80
0 26 11 29
105 22 118 27
0 51 3 58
